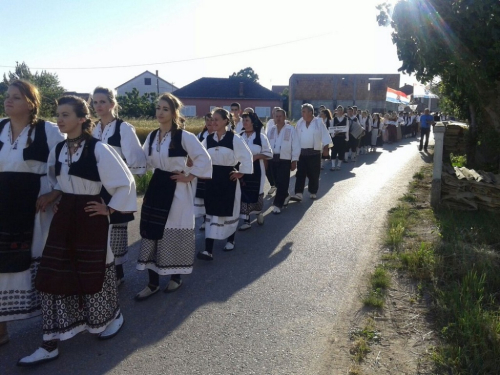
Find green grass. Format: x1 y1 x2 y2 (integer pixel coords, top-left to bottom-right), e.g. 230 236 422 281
349 319 380 363
363 266 390 308
134 171 153 195
449 153 467 168
383 165 500 374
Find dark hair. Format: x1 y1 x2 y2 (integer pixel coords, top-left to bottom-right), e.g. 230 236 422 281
157 93 185 142
321 109 333 127
213 107 234 131
241 112 264 139
92 86 120 116
57 95 94 139
230 102 241 109
8 80 42 146
373 113 381 126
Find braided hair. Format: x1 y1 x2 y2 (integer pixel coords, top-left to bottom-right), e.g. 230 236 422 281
213 107 234 132
8 80 42 146
56 95 95 140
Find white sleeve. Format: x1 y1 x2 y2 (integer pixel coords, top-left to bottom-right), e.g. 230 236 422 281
44 121 66 150
258 133 273 159
141 132 154 171
232 134 253 174
181 131 212 179
291 127 301 162
47 145 61 191
320 122 333 147
120 122 147 175
95 142 137 212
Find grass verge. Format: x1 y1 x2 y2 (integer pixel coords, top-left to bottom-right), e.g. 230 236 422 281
382 165 500 374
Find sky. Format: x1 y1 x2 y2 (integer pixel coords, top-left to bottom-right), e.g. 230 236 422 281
0 0 416 93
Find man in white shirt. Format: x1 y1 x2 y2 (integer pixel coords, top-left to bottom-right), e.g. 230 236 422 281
266 109 300 213
290 103 331 201
231 102 243 133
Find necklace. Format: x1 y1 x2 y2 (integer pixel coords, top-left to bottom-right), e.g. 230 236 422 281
66 135 84 165
8 124 29 150
156 130 170 152
98 118 115 141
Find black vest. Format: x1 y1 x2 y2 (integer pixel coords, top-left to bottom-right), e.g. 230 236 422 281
105 118 124 147
55 137 101 182
333 116 348 127
0 119 49 163
206 131 234 150
239 131 262 147
147 128 188 157
198 130 208 142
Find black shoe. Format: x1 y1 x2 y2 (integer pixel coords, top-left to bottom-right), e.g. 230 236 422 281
197 251 213 261
419 147 423 151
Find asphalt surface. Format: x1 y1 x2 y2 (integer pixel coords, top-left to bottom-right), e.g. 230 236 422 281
0 136 432 374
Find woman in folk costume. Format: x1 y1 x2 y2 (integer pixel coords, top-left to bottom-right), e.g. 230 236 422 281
18 96 136 366
197 108 253 261
329 106 349 171
92 87 146 286
0 80 64 347
194 113 215 231
238 112 272 231
370 113 382 152
382 113 390 143
359 110 372 154
319 109 334 170
135 93 211 301
266 108 300 214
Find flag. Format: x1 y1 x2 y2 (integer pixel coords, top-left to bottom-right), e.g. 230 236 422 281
386 87 410 104
412 84 439 99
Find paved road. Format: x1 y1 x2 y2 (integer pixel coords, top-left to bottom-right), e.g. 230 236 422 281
0 137 431 374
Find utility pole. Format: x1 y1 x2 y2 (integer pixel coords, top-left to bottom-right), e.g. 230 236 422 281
156 70 160 95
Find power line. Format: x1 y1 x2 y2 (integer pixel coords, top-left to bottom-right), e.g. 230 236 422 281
0 32 333 71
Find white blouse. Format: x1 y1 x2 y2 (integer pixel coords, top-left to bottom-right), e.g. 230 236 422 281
143 129 212 179
239 132 273 159
48 140 137 213
202 132 253 174
92 119 146 175
0 120 65 174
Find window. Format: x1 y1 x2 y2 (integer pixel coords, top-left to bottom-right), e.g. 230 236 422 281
223 106 231 112
255 106 271 118
209 106 217 112
181 105 196 117
144 78 152 85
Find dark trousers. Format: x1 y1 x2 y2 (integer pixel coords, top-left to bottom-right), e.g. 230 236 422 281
295 153 321 194
331 136 346 160
268 158 292 208
266 163 275 187
420 127 431 149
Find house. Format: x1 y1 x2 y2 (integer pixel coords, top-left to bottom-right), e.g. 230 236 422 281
173 77 283 118
272 85 288 95
115 71 177 97
288 73 401 118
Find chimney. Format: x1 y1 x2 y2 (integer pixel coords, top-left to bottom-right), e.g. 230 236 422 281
239 82 244 97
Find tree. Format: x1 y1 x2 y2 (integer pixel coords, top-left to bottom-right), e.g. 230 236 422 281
377 0 500 169
117 89 158 118
229 67 259 82
1 62 65 118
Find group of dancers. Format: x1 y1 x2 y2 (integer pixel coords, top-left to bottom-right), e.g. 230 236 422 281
1 79 428 367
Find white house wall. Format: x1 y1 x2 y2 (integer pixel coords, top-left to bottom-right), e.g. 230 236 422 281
117 71 175 96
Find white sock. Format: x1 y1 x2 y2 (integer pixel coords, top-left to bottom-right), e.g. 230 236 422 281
331 160 335 168
337 160 342 168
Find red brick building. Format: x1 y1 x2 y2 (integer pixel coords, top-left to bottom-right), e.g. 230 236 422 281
173 78 282 118
288 74 401 119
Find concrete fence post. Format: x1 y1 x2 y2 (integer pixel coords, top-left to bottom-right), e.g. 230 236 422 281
431 122 446 208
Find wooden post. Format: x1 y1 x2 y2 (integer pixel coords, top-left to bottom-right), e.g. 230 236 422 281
431 122 446 208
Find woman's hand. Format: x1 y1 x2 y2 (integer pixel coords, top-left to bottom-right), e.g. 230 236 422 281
36 190 62 213
186 157 193 167
170 171 195 183
230 171 244 181
85 198 111 217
